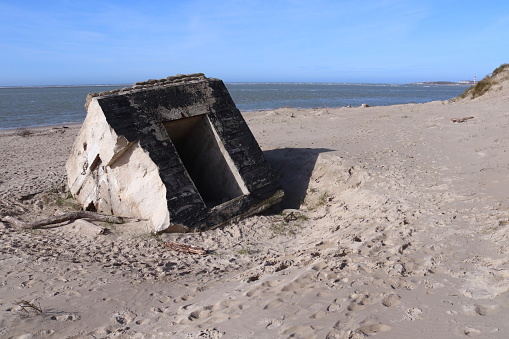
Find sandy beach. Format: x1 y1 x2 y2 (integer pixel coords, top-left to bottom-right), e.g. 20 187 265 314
1 76 509 338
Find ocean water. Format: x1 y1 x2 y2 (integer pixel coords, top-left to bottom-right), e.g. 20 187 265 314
0 83 470 129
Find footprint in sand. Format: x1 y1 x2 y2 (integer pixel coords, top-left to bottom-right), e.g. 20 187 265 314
356 320 391 336
463 326 481 336
347 302 364 312
281 325 317 339
151 306 164 313
110 309 137 325
309 310 328 319
88 326 114 337
50 313 80 321
188 308 213 321
187 328 225 338
173 294 194 303
177 303 194 315
462 304 497 316
264 298 285 310
64 290 82 297
404 307 422 321
204 313 230 324
179 300 248 325
281 281 308 292
262 280 280 288
265 316 285 329
382 294 401 307
347 292 377 311
327 302 342 312
245 279 280 297
211 300 239 311
245 288 263 297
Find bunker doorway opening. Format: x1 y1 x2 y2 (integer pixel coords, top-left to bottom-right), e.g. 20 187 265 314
164 115 249 208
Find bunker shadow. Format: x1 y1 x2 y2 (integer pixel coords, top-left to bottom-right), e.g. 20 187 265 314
263 147 335 209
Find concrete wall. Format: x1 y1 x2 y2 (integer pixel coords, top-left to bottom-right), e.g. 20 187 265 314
66 100 170 232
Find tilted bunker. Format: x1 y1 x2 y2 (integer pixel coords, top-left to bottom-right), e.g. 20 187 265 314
66 74 283 232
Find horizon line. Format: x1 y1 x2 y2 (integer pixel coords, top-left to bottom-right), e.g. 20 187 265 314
0 81 473 88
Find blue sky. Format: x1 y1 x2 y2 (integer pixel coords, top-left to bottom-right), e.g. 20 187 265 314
1 0 508 86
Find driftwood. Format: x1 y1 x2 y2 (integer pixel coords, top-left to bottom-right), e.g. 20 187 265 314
451 116 474 123
14 300 43 315
1 211 132 230
284 211 299 222
163 241 207 255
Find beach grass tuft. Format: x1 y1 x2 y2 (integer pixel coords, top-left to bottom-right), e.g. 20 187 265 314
14 127 32 137
459 63 509 99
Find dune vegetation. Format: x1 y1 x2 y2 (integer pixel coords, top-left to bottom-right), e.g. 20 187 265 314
459 63 509 99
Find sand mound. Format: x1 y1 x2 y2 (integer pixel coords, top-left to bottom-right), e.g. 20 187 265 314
457 63 509 101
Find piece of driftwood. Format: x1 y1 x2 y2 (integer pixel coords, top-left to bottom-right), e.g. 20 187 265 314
14 300 43 315
1 211 131 230
163 241 208 255
284 211 299 222
451 116 474 123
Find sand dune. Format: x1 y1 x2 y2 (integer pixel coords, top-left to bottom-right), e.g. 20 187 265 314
1 79 509 338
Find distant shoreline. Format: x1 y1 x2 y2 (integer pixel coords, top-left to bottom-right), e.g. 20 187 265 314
0 83 470 130
410 81 474 86
0 84 129 89
0 82 474 89
0 122 82 135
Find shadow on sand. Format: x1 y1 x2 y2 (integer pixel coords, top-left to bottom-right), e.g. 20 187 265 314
264 148 335 209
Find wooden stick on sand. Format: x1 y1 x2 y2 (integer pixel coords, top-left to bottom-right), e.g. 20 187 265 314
163 241 208 255
451 116 474 123
1 211 135 230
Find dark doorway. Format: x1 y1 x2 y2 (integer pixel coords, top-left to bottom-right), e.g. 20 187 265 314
164 115 249 207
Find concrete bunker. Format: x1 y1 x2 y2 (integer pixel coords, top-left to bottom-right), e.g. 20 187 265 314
66 74 283 232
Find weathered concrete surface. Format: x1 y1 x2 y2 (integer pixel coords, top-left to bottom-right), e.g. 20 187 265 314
67 74 283 232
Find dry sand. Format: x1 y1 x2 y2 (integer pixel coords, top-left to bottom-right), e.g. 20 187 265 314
1 87 509 338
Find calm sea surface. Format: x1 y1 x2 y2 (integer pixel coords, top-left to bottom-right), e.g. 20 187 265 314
0 83 470 129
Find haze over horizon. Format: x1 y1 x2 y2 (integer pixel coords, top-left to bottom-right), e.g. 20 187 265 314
1 0 508 86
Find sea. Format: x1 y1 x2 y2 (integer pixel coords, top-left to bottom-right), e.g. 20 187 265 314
0 83 471 130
